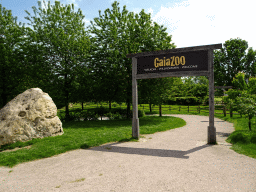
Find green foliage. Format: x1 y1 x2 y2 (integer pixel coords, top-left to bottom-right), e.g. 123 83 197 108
232 72 247 90
168 97 200 106
236 97 256 119
191 84 208 98
229 132 250 144
214 37 255 86
248 76 256 94
226 89 241 100
251 133 256 144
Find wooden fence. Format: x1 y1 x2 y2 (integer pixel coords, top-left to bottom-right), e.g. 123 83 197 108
140 101 240 117
72 101 240 117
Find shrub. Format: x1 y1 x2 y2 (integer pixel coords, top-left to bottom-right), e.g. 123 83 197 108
113 112 122 120
229 132 249 144
172 97 200 105
250 133 256 144
138 109 145 118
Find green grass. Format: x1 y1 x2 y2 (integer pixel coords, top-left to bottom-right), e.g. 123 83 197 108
0 103 186 168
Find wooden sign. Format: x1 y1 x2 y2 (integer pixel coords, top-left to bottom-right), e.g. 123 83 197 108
137 50 208 74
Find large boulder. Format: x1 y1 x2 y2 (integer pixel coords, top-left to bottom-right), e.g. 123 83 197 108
0 88 64 147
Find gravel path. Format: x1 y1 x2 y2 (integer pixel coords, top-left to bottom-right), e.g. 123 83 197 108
0 114 255 192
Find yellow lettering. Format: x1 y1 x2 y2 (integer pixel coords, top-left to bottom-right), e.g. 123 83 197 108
171 56 175 66
154 58 159 68
180 56 186 65
166 58 170 66
159 59 163 67
175 56 180 66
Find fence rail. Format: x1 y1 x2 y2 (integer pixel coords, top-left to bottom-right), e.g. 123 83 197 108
72 101 241 117
139 103 240 117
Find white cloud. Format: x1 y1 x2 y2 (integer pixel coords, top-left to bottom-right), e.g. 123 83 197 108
148 0 256 50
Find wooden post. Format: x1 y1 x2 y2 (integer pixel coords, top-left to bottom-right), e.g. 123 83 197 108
132 57 139 139
223 105 226 117
208 49 216 144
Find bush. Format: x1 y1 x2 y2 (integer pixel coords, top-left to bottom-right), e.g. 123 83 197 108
229 132 249 144
113 112 122 120
250 133 256 144
172 97 200 105
57 105 146 122
138 109 145 118
203 96 209 105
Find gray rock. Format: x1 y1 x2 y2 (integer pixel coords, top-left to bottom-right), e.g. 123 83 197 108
0 88 64 147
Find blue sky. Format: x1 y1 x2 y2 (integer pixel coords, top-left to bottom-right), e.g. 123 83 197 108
1 0 255 79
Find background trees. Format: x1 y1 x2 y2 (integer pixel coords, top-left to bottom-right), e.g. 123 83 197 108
214 38 256 86
18 0 94 121
84 1 176 118
0 4 36 109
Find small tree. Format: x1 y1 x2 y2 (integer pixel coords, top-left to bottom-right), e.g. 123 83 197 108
225 89 241 117
232 72 247 90
248 76 256 95
236 96 256 131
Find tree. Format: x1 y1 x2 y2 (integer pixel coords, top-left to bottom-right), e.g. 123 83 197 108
23 0 94 121
0 4 47 109
214 37 256 86
244 47 256 78
85 1 176 119
248 76 256 95
236 95 256 131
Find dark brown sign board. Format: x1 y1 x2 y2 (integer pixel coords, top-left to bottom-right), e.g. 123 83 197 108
137 50 208 74
127 43 222 144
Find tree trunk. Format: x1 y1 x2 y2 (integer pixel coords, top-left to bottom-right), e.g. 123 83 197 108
149 103 152 112
126 100 131 119
249 116 252 131
159 104 162 117
64 74 70 122
223 105 226 117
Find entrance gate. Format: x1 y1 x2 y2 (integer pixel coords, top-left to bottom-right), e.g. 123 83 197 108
126 43 222 144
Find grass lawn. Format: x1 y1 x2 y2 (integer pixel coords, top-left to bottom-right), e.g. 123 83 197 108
0 101 255 168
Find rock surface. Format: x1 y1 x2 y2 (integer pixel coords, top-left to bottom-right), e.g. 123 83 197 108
0 88 64 147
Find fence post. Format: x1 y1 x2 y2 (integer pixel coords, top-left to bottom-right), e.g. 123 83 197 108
179 106 181 112
188 105 189 113
223 105 226 117
198 105 200 114
169 106 171 111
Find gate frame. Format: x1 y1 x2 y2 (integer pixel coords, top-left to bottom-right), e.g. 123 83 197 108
126 43 222 144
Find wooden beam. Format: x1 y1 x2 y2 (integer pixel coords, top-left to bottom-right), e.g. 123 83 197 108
127 43 222 58
132 57 139 139
208 49 216 144
136 71 209 79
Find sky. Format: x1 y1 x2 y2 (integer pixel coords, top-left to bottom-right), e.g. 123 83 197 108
1 0 255 80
